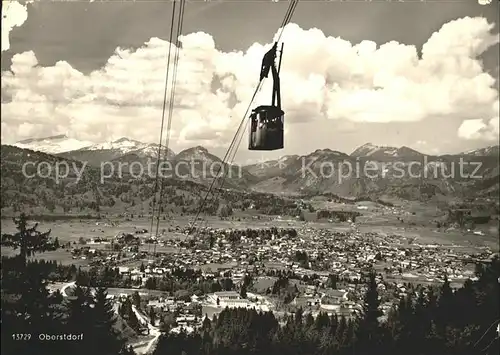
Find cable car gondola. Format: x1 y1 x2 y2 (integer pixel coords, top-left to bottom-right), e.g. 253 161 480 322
249 42 285 151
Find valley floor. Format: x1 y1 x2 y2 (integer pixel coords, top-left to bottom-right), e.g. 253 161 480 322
1 211 498 267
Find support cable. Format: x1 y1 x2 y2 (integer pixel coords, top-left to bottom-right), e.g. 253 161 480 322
154 0 187 254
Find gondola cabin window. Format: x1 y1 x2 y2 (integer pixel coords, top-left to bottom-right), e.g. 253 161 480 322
248 105 284 151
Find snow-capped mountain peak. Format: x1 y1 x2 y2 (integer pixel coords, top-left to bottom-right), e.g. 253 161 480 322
12 135 175 158
463 145 499 157
14 135 93 154
350 143 423 159
83 137 148 153
351 143 396 157
309 148 346 158
77 137 175 159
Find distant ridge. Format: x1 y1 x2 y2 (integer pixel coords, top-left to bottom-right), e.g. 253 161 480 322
1 141 499 202
16 134 69 144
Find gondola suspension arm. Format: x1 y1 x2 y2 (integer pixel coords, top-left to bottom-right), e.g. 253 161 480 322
188 0 299 236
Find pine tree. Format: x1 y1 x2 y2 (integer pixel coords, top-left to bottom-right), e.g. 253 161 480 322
305 312 314 328
363 271 383 325
412 290 430 352
132 291 141 308
356 270 383 353
149 307 156 326
87 287 126 355
121 298 140 331
240 283 248 299
64 283 93 334
60 283 94 355
437 275 454 330
1 213 52 266
294 307 303 325
202 315 212 332
1 215 61 355
344 318 355 352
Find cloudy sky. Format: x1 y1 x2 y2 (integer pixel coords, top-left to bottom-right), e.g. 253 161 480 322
1 0 499 161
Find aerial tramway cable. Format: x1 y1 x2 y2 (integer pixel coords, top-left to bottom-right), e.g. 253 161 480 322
154 0 187 254
188 81 264 231
188 0 300 238
149 0 186 253
148 0 177 250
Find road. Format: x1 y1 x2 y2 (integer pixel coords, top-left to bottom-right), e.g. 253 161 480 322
131 305 161 355
60 281 76 297
49 282 165 297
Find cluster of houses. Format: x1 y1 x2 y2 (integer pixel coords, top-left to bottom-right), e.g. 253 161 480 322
64 220 496 327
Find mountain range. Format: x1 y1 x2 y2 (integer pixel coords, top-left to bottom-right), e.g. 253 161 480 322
1 136 499 213
11 135 499 164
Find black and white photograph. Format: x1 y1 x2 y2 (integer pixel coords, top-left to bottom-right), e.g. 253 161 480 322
1 0 499 354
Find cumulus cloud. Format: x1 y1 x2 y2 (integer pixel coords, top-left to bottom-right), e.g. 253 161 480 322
458 99 499 141
1 16 499 149
457 118 498 140
1 1 34 52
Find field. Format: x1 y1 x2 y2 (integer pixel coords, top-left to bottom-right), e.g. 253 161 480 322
0 214 311 240
310 198 499 249
0 248 91 266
